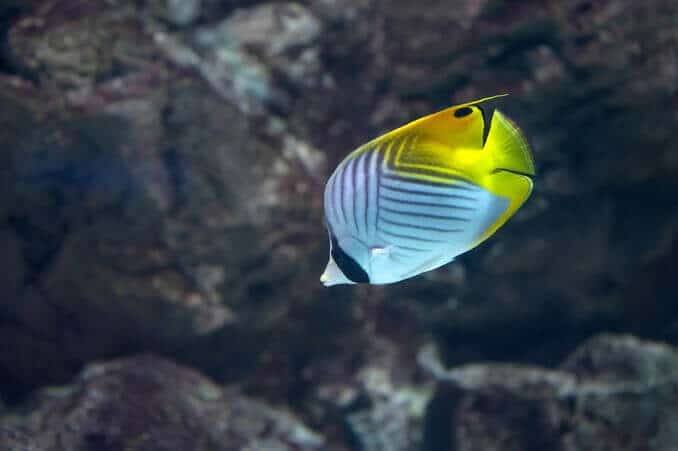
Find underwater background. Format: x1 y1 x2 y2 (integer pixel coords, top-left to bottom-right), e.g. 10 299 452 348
1 0 677 449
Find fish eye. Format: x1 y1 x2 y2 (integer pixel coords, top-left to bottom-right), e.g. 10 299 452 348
454 106 473 118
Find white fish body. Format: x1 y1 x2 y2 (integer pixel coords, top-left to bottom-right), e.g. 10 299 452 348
321 95 535 286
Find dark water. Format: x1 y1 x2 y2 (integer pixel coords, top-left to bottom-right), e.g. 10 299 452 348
1 1 677 450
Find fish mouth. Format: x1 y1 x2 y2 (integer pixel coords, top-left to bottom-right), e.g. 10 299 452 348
320 255 353 286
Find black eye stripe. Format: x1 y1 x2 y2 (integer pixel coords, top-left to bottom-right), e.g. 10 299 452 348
454 106 473 118
331 237 369 283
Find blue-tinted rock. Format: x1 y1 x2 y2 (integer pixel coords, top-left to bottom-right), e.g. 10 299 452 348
167 0 201 26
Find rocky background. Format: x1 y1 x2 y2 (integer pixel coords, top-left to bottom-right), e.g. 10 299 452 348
0 0 677 449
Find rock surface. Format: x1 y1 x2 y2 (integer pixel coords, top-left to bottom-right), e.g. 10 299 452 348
0 0 329 398
0 0 677 449
422 334 678 451
3 334 678 450
0 355 325 450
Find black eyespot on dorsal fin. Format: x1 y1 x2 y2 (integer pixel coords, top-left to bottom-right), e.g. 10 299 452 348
454 106 473 118
331 236 369 283
454 104 492 146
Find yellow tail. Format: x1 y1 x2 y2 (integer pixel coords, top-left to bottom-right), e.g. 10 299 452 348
485 110 535 176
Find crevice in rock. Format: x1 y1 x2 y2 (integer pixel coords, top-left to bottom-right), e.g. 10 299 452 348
160 144 187 215
6 215 66 287
0 3 23 76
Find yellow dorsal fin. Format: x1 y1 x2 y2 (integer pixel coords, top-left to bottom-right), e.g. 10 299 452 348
485 109 535 176
369 94 509 150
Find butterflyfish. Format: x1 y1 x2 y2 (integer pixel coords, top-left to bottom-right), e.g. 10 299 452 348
320 94 535 286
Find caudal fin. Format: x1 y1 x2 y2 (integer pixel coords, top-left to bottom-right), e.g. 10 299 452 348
485 110 535 176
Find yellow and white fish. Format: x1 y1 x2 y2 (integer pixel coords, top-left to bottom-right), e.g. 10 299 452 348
320 94 535 286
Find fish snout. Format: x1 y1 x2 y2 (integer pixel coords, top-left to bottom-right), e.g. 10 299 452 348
320 256 353 286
